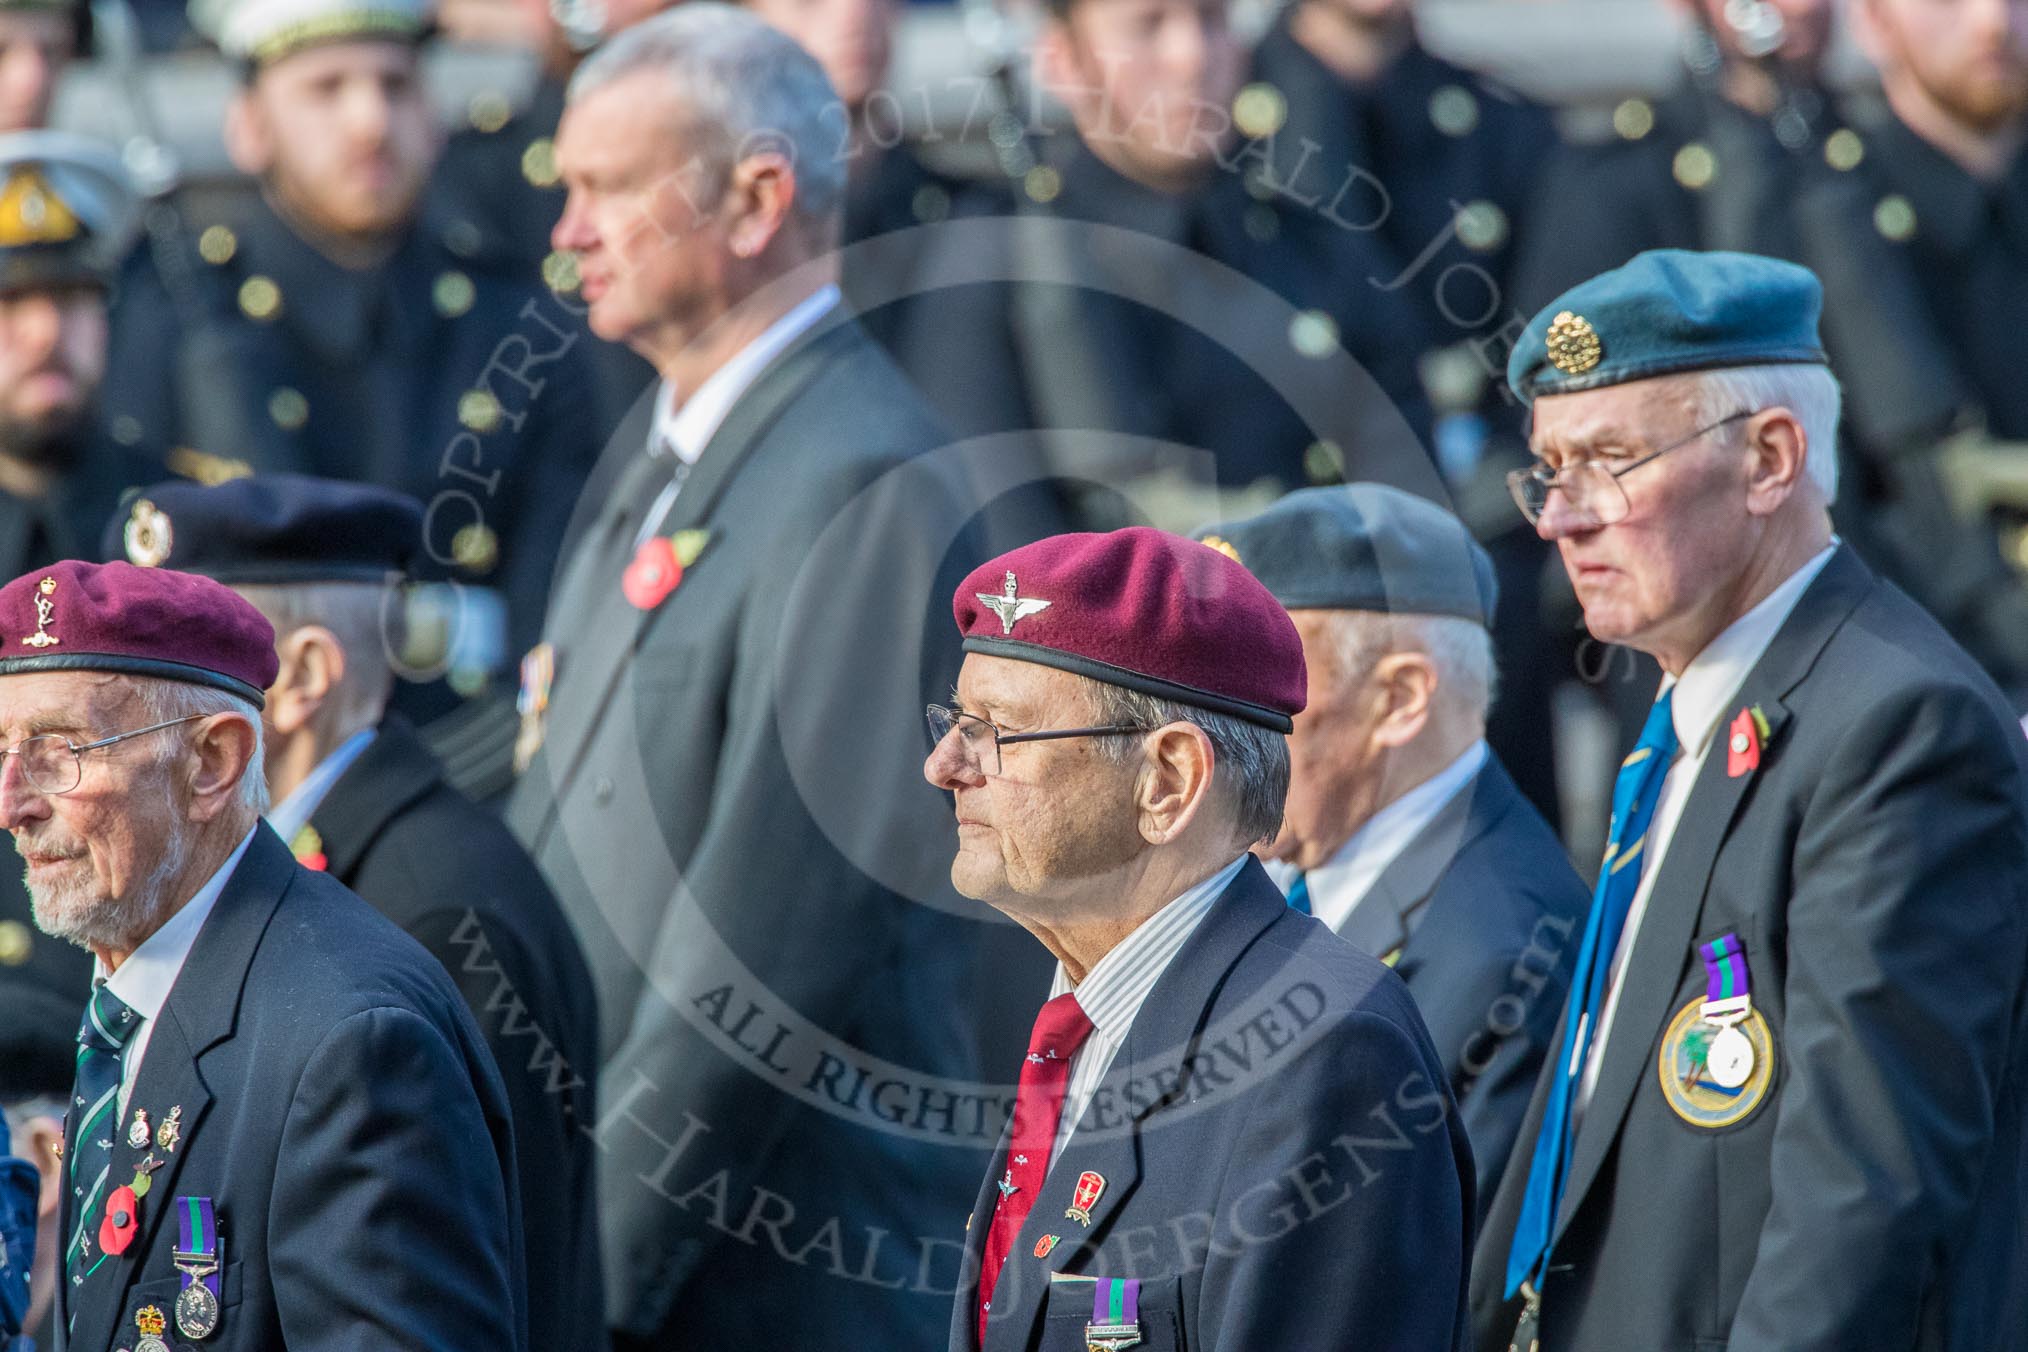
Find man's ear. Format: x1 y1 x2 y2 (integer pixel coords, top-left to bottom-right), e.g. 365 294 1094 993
263 625 346 738
223 87 276 178
1368 650 1438 751
725 151 798 260
1136 721 1216 845
183 711 260 823
1743 406 1810 515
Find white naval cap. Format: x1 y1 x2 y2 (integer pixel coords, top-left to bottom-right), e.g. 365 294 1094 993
190 0 433 65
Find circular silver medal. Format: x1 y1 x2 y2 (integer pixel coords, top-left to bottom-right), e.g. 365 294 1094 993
138 1336 172 1352
1707 1024 1756 1089
177 1281 222 1340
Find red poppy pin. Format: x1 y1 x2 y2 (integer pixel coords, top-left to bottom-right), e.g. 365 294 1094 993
1726 705 1773 779
99 1183 141 1255
290 824 327 872
622 530 712 611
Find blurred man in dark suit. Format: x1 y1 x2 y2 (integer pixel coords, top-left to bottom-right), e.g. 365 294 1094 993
511 7 1056 1347
1199 485 1585 1227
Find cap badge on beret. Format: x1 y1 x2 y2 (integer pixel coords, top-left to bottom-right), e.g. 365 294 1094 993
1545 310 1603 375
1198 535 1243 565
0 167 80 248
22 577 59 649
976 570 1051 636
124 500 174 569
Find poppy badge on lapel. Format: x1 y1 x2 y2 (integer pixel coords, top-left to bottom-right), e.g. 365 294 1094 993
1726 705 1772 779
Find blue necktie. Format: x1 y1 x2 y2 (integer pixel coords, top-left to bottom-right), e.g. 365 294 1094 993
1506 688 1678 1299
65 982 139 1311
1285 873 1311 914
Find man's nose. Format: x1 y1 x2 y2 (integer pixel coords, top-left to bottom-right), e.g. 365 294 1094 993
0 753 50 830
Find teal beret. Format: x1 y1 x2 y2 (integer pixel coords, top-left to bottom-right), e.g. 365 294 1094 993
1196 485 1497 627
1507 249 1827 405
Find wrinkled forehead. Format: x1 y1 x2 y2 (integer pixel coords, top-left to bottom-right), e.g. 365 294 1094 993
954 653 1090 721
1527 374 1699 463
0 670 130 740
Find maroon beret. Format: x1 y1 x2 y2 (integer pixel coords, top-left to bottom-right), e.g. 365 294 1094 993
953 528 1306 732
0 560 279 707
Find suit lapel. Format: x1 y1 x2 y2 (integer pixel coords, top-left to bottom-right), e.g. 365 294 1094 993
1343 762 1497 962
983 860 1290 1352
536 318 860 799
1554 548 1875 1237
64 829 296 1352
311 719 441 882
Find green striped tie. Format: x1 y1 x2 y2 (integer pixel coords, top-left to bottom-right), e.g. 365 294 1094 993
64 982 140 1315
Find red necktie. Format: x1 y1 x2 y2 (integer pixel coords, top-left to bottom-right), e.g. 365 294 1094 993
978 992 1095 1344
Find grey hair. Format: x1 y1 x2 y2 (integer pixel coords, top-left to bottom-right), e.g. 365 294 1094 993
1321 610 1496 724
1083 681 1291 847
233 582 397 737
567 3 847 230
131 678 269 815
1690 363 1844 504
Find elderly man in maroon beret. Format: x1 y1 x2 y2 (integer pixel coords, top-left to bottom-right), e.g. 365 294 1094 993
925 527 1475 1352
0 559 527 1352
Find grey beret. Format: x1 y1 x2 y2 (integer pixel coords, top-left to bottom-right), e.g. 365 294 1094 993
1197 485 1498 626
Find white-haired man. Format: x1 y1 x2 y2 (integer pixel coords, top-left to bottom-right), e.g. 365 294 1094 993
1197 485 1588 1228
1470 249 2028 1350
510 6 1060 1348
2 560 525 1352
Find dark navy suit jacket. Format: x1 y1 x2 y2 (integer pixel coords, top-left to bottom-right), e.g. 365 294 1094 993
951 858 1475 1352
1339 756 1588 1229
54 825 526 1352
1470 548 2028 1351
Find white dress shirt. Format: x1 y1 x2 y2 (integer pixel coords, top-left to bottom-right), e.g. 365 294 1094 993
1575 543 1836 1114
96 825 259 1116
631 284 842 551
1285 740 1488 937
1045 853 1249 1167
263 727 376 849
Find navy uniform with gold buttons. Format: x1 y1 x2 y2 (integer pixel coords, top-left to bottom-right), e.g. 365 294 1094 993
100 0 603 669
103 473 605 1352
0 131 163 1101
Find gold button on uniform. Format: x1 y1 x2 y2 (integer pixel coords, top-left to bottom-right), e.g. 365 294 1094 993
468 90 512 134
459 389 503 433
433 270 476 318
239 275 282 320
1673 143 1718 192
1429 85 1480 138
1613 98 1655 141
198 224 238 264
0 918 30 966
1874 194 1918 242
522 138 560 188
268 387 309 430
452 522 500 573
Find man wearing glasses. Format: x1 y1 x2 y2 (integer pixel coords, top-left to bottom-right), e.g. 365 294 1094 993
0 560 526 1352
926 527 1473 1352
1470 249 2028 1350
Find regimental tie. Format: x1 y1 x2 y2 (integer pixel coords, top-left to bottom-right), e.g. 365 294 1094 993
1505 688 1679 1327
65 982 141 1317
979 993 1094 1345
1284 873 1311 915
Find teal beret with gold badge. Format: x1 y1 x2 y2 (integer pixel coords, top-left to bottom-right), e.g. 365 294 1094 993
1507 248 1827 405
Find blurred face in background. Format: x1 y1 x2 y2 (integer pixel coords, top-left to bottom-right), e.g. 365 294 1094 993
1856 0 2028 132
0 9 74 131
746 0 897 113
0 283 105 472
226 39 442 244
1683 0 1835 70
1038 0 1246 191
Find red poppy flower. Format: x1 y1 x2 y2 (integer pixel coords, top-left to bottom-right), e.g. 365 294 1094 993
1726 707 1761 779
622 536 684 611
100 1184 140 1255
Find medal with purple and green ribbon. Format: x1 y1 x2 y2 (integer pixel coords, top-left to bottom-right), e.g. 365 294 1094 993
1697 933 1756 1090
172 1195 222 1340
1085 1278 1142 1351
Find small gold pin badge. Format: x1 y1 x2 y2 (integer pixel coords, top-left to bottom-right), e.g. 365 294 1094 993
1545 310 1603 376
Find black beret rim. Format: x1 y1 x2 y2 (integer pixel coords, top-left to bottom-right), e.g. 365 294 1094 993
962 636 1296 734
1518 348 1828 404
0 653 267 708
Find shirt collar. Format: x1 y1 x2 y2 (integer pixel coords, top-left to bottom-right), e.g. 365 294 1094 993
1666 543 1837 760
1303 739 1487 927
99 824 260 1021
649 285 842 463
265 727 377 848
1047 853 1248 1037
